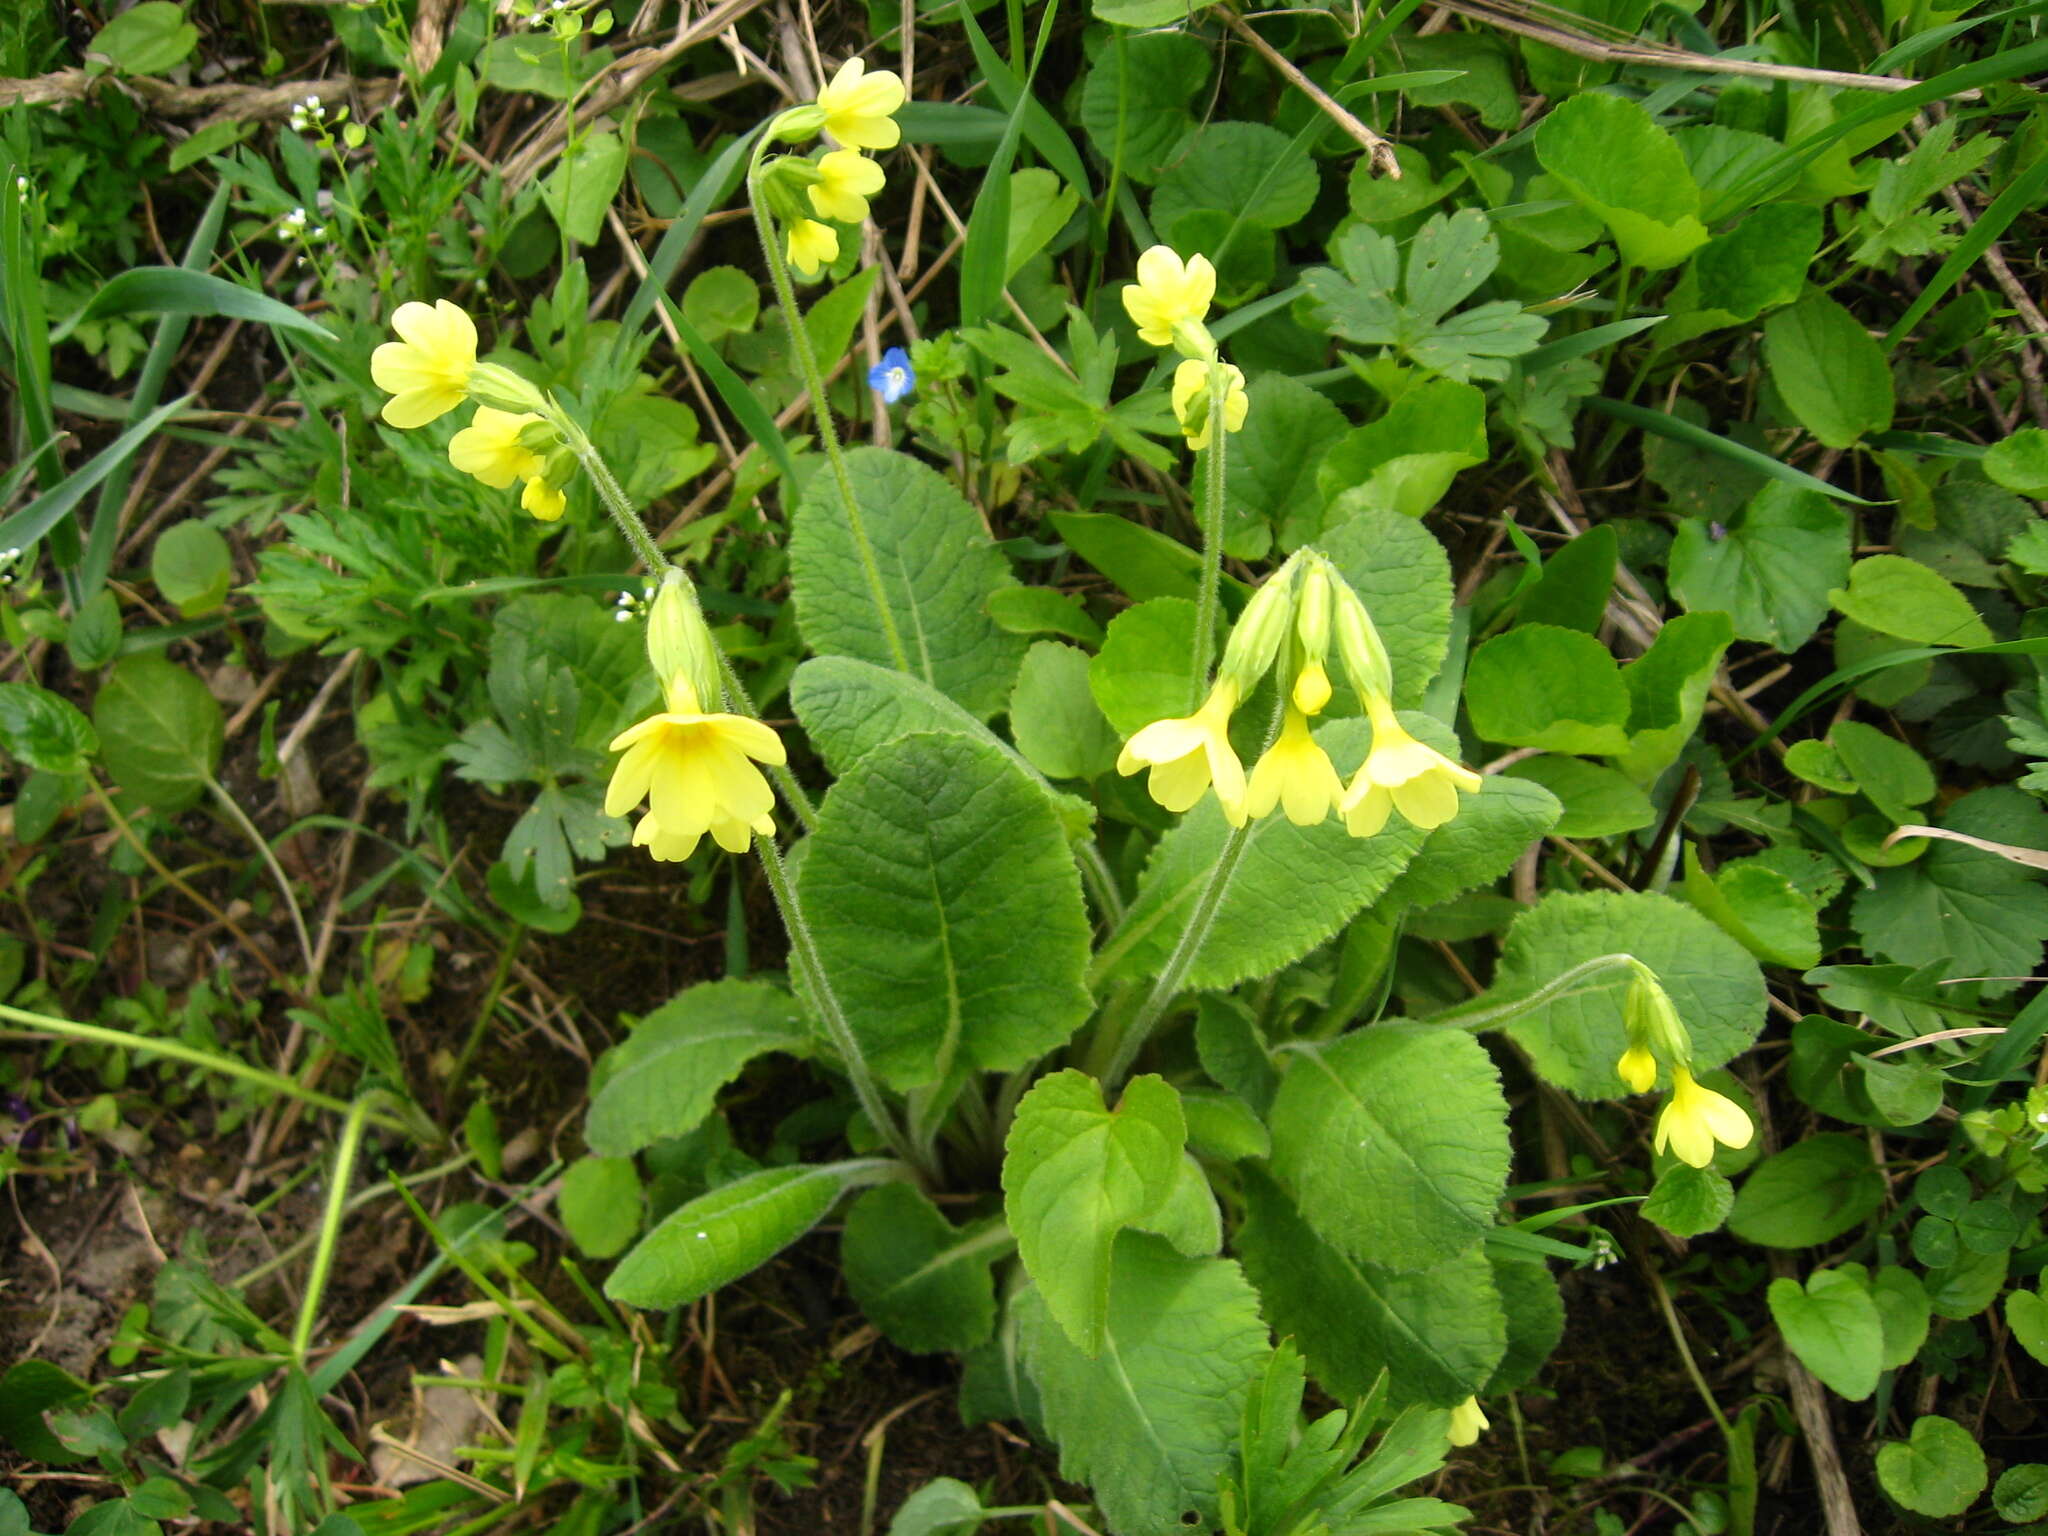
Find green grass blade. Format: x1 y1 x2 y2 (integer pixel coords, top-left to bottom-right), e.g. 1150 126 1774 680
611 129 753 366
1586 397 1882 506
1884 150 2048 350
0 395 193 553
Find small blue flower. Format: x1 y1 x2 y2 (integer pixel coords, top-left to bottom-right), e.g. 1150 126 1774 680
869 346 915 404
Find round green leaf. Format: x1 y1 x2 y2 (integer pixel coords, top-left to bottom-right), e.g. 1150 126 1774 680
1533 91 1707 269
91 652 223 813
1497 890 1766 1100
1728 1134 1885 1248
1767 1269 1882 1400
1876 1415 1986 1518
1995 1464 2048 1524
1150 121 1318 235
151 521 234 617
559 1155 642 1259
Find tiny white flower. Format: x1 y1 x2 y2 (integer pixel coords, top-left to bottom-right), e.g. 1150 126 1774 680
13 176 26 193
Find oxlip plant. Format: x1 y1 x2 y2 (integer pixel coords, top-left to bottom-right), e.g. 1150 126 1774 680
350 57 1771 1536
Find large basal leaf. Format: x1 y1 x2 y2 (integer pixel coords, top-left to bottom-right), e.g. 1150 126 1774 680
842 1182 1007 1355
790 655 1086 830
1495 890 1767 1100
1096 719 1427 991
789 447 1026 720
1267 1022 1511 1273
92 652 223 814
1017 1233 1270 1536
799 731 1094 1090
606 1162 885 1310
1534 91 1707 269
1376 773 1561 912
1236 1167 1505 1406
1075 30 1210 184
1003 1070 1185 1355
584 980 810 1156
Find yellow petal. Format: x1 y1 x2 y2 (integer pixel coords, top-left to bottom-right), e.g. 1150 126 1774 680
521 477 566 521
1147 750 1212 813
378 385 465 429
1391 769 1461 830
1342 781 1392 838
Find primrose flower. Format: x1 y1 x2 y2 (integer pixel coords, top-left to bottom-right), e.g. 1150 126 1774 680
787 218 840 277
869 346 915 404
1447 1398 1488 1448
521 477 567 522
1655 1067 1753 1169
448 407 544 489
1117 677 1247 823
1123 246 1215 348
809 148 886 224
1616 1043 1658 1095
372 300 477 428
1341 700 1481 838
606 674 787 862
817 58 906 151
1244 708 1343 827
1170 359 1249 450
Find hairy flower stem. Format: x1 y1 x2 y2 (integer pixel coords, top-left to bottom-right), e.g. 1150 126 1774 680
1431 952 1649 1034
1187 359 1232 708
746 146 912 676
555 410 817 827
753 830 921 1173
1099 819 1252 1091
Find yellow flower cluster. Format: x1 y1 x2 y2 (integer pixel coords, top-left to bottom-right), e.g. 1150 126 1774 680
1613 969 1754 1168
1117 554 1481 837
777 58 906 276
1122 245 1250 450
604 578 788 863
370 300 570 520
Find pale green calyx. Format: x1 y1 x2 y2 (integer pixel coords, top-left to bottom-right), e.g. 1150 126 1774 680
466 361 546 415
1218 555 1300 695
645 572 719 707
1332 580 1393 705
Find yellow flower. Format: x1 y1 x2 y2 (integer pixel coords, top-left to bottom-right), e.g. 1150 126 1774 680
448 406 544 489
371 299 477 428
1616 1043 1658 1095
1654 1066 1753 1169
605 675 788 862
1170 360 1249 450
1341 701 1482 838
1122 246 1215 347
1293 658 1332 716
809 149 886 224
1447 1398 1488 1448
1116 678 1247 823
1244 708 1343 826
817 57 906 151
787 218 840 277
521 476 566 522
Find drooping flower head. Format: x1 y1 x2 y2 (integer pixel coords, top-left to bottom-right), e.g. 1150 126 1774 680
1122 246 1215 349
521 476 567 522
448 407 544 490
1290 560 1335 716
1654 1066 1754 1168
1447 1398 1488 1448
606 673 787 862
372 299 477 428
1170 359 1249 450
787 218 840 277
817 57 906 151
1341 698 1482 838
1616 968 1691 1092
870 346 915 404
1244 708 1343 827
1117 677 1247 823
809 148 886 224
